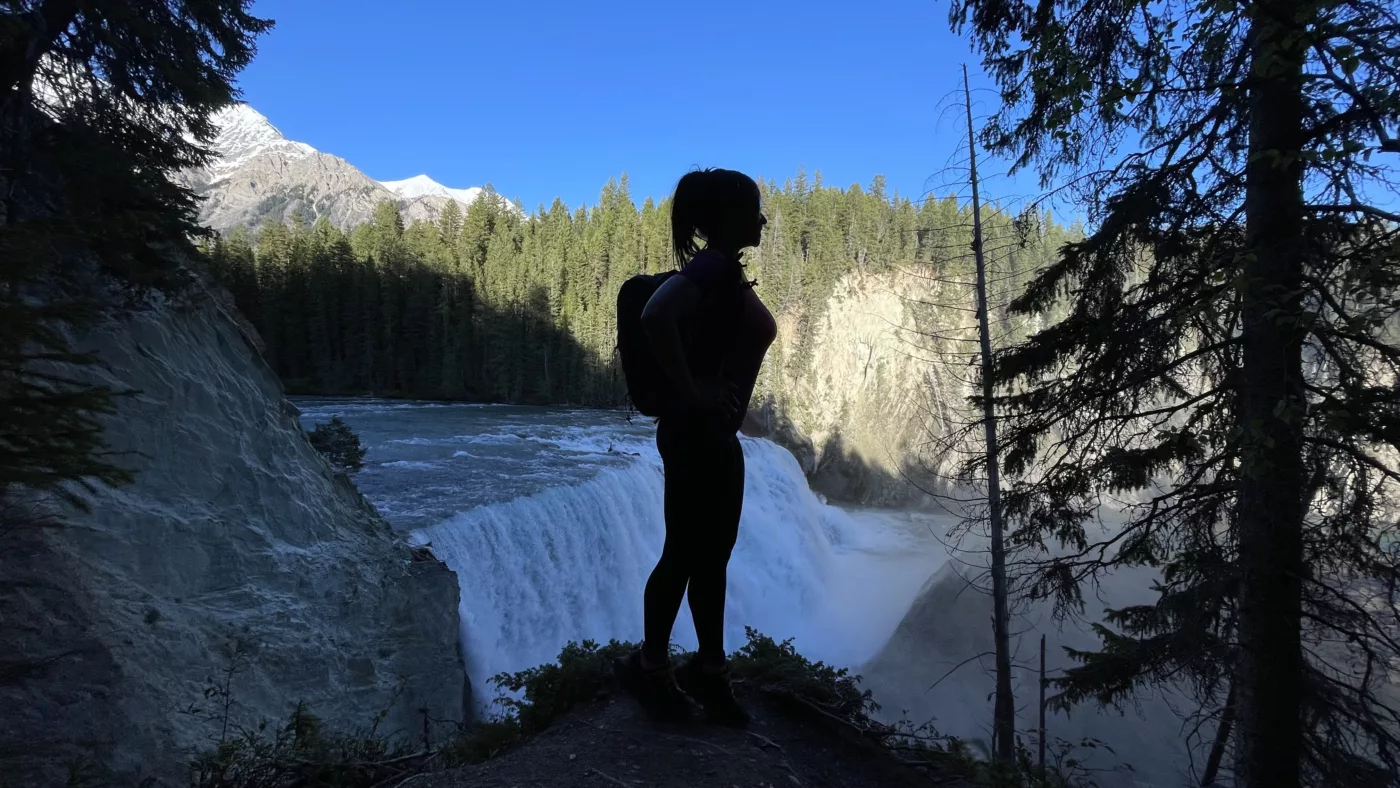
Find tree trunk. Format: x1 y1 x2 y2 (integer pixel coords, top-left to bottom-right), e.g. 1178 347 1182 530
1235 3 1308 786
0 0 80 105
964 64 1016 765
1039 634 1047 776
1202 680 1237 786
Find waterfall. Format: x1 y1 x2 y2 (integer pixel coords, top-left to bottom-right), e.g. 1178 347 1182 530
411 438 917 701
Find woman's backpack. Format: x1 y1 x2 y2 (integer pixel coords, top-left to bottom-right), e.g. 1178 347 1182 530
615 271 678 417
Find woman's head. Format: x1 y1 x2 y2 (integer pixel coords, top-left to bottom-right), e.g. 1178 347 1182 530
670 168 767 267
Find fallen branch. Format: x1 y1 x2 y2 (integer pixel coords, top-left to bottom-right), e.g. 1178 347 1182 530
580 719 622 734
758 687 893 742
746 730 783 751
368 751 441 788
587 766 631 787
665 733 733 756
388 774 435 788
887 743 958 758
581 718 731 755
286 749 434 772
885 728 963 744
780 759 806 786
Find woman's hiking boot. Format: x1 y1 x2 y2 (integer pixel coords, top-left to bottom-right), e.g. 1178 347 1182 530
674 656 750 728
614 649 694 723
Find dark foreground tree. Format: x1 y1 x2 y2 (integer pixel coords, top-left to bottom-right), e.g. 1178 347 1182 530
0 1 272 503
959 65 1015 764
950 0 1400 784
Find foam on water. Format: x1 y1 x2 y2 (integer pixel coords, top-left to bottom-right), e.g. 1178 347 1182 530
380 460 443 470
298 399 466 415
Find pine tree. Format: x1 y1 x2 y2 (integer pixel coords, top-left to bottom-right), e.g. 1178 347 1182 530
437 199 464 249
960 67 1015 764
356 253 382 391
952 0 1400 783
0 1 270 506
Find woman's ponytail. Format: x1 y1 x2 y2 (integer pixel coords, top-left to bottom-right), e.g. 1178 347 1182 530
670 168 758 268
670 170 709 268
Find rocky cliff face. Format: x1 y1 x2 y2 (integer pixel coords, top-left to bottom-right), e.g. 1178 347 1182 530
0 275 467 787
183 143 402 230
753 268 983 508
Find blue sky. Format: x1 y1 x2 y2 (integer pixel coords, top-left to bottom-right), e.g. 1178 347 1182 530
237 0 1032 212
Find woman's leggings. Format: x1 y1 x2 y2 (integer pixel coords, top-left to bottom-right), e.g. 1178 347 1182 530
641 417 745 666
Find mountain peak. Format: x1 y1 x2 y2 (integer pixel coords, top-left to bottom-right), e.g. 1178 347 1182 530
379 174 484 207
382 174 441 190
207 103 315 179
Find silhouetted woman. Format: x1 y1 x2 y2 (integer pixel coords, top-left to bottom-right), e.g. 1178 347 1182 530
616 168 776 727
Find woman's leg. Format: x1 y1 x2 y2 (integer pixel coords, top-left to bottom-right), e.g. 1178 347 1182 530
669 433 749 727
684 433 744 665
641 471 697 665
640 419 707 666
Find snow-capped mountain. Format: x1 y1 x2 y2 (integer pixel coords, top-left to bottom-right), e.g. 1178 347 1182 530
183 104 498 231
379 174 485 207
205 103 316 180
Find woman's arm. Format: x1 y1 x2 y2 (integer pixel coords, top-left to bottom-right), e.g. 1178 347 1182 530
744 288 779 350
640 274 704 407
722 288 778 426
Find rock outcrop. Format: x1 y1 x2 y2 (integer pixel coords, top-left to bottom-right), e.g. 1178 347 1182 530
0 275 467 787
753 269 980 507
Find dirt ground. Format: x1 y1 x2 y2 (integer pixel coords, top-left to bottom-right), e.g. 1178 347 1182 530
419 688 972 788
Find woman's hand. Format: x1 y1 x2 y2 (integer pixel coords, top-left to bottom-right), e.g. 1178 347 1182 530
688 380 740 419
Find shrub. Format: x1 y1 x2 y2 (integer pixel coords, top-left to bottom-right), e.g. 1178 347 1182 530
307 417 366 472
188 702 431 788
443 638 632 765
728 627 876 719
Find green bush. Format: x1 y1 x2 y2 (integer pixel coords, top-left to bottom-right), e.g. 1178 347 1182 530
186 630 1114 786
307 417 366 472
443 638 632 765
728 627 876 719
188 702 428 788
